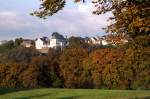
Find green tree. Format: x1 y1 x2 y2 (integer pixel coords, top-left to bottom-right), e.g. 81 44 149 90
67 36 89 49
0 40 14 53
14 38 23 47
5 47 39 64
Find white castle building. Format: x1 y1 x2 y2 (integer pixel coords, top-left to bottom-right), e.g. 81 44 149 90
35 32 66 50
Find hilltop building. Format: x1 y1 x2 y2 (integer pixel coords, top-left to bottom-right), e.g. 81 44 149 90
21 39 34 48
85 36 109 46
35 33 66 53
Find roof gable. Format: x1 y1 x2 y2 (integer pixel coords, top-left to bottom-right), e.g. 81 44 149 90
51 32 66 40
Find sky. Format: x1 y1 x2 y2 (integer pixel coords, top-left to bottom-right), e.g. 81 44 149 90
0 0 112 40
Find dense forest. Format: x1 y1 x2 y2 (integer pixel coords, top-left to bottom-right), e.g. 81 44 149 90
0 37 149 89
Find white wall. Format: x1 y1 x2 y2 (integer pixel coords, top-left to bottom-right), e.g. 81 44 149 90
102 40 108 45
35 39 44 49
36 38 65 50
49 39 65 48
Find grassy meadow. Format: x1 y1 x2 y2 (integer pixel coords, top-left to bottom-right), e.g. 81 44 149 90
0 88 150 99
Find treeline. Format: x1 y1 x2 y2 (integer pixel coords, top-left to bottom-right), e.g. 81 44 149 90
0 38 23 53
0 41 149 89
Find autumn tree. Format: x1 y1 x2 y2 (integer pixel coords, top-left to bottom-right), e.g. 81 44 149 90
92 0 150 89
123 47 150 89
93 0 149 46
60 48 88 88
48 48 63 87
0 63 25 88
32 0 85 18
84 48 125 89
21 56 51 88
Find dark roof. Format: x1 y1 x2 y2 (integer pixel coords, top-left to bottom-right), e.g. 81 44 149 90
84 37 90 40
92 37 98 41
40 37 49 43
51 32 66 40
40 37 49 41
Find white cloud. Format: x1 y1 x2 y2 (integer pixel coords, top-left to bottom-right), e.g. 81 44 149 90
0 3 113 40
78 3 93 12
44 3 113 36
0 11 31 29
0 11 17 17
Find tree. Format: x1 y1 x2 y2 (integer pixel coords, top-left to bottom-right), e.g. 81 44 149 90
21 56 51 88
5 47 39 64
60 48 88 88
123 47 150 89
88 48 125 89
67 36 89 49
93 0 149 46
0 63 25 88
48 48 63 88
14 38 23 47
31 0 66 18
0 40 14 52
31 0 85 18
92 1 150 89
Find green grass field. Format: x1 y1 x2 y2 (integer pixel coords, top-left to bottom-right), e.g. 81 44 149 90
0 88 150 99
